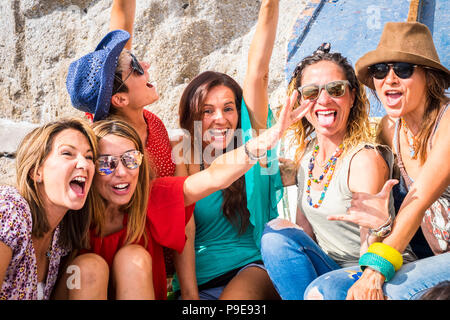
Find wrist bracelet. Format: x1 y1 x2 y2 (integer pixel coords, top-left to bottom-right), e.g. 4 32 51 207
367 242 403 271
369 215 393 238
244 142 267 161
359 252 395 282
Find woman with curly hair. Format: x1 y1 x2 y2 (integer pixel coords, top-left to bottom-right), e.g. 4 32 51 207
306 21 450 300
260 43 415 300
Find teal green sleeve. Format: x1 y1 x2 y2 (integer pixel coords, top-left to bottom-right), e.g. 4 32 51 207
241 98 284 249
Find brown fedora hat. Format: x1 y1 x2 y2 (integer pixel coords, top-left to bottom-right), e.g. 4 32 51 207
356 21 450 89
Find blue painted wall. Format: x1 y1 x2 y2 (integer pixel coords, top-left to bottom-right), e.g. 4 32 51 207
286 0 449 117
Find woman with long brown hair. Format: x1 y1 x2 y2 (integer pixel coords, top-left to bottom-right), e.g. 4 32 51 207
173 0 284 300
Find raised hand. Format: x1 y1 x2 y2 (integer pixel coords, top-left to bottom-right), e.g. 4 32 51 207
246 91 314 154
327 179 399 230
278 91 315 133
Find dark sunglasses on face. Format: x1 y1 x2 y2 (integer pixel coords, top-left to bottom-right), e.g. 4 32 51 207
297 80 351 101
96 150 143 175
114 53 145 93
368 62 418 80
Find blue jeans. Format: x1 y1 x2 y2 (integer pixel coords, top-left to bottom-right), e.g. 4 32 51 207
260 220 341 300
304 252 450 300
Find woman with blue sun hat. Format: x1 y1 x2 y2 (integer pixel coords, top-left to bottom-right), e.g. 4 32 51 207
66 1 176 179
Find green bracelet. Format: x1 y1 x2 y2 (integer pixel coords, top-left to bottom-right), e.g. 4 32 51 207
359 252 396 282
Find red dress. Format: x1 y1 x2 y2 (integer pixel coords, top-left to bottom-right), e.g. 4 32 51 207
143 109 176 177
87 177 195 299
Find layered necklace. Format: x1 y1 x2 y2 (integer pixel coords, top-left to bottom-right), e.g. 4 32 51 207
400 117 418 159
306 143 344 208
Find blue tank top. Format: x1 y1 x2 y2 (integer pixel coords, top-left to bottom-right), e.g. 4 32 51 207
172 191 262 291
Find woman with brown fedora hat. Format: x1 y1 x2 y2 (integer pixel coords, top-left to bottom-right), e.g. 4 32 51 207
303 21 450 300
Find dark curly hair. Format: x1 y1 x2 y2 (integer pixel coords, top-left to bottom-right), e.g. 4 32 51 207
288 43 373 163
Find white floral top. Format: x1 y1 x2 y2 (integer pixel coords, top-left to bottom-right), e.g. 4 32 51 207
0 185 69 300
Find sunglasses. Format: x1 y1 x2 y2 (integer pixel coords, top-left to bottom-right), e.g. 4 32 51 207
114 53 145 93
96 150 143 175
297 80 350 101
368 62 418 80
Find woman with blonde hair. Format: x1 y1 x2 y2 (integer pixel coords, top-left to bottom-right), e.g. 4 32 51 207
306 21 450 300
260 43 415 300
0 118 97 299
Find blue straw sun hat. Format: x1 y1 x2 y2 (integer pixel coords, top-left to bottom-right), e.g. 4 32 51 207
66 30 130 121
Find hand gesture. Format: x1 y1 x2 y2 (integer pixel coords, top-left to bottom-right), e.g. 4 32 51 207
246 91 314 154
327 179 398 230
276 91 314 135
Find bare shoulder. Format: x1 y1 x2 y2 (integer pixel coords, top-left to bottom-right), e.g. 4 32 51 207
348 146 389 193
377 115 397 148
430 103 450 147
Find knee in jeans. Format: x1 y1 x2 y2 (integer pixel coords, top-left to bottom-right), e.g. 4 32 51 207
113 244 152 274
305 286 324 300
262 221 297 256
267 218 301 231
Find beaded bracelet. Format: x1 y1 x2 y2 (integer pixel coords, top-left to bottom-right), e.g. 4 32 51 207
369 215 392 238
367 242 403 271
359 252 396 282
244 142 267 161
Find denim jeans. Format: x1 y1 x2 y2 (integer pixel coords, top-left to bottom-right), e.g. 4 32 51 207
304 252 450 300
260 220 341 300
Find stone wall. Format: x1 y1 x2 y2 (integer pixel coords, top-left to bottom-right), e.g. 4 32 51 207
0 0 307 185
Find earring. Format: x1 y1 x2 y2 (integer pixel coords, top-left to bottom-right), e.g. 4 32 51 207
36 177 42 183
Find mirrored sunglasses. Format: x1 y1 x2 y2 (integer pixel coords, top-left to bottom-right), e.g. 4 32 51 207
96 150 143 175
368 62 417 80
297 80 350 101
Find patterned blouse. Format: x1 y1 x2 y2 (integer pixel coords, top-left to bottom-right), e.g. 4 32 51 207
0 185 69 300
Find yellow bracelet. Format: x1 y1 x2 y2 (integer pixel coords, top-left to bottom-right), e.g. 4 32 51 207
367 242 403 271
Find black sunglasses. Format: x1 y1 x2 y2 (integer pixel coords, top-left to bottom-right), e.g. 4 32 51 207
96 150 143 176
368 62 418 80
114 53 145 92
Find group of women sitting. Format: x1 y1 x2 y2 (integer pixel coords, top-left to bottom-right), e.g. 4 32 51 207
1 0 448 300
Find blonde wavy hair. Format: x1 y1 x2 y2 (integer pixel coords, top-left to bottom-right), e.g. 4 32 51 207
91 119 152 246
287 49 374 164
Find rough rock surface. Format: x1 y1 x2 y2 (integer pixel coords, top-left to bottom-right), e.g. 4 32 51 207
0 0 307 185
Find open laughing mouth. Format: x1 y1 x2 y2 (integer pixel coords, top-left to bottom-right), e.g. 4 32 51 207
316 110 337 127
208 129 232 142
70 176 86 197
385 90 403 106
146 81 157 89
112 183 130 194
